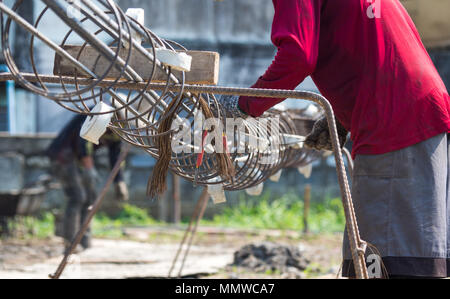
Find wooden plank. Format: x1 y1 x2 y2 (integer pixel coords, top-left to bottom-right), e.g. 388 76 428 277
54 45 220 85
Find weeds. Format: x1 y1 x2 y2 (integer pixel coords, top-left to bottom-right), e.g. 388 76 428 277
4 193 345 240
92 204 159 238
202 192 345 233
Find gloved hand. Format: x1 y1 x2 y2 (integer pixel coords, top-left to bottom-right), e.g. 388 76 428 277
304 116 348 151
80 167 101 190
216 95 249 118
115 181 129 201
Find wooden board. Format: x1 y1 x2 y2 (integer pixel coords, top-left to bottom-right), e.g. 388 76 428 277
54 45 220 85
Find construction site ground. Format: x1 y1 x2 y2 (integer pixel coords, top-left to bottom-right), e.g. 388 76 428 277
0 226 343 279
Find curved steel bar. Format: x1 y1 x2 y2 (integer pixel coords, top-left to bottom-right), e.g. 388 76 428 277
0 70 367 278
343 147 354 179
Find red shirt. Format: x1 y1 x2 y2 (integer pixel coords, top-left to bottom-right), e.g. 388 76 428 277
238 0 450 157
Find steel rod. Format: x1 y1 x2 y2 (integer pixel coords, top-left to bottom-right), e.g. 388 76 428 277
49 145 130 279
343 147 354 179
167 187 208 278
0 71 368 278
177 187 210 278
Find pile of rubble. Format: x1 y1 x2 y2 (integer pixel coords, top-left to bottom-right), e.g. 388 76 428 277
231 242 310 278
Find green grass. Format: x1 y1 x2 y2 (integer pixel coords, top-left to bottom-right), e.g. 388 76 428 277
3 204 160 240
201 192 345 233
2 213 56 240
92 204 160 238
5 193 345 240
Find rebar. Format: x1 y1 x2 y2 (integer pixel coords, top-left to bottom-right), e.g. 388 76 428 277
49 145 130 279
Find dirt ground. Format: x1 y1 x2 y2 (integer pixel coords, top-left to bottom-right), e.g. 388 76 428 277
0 227 343 279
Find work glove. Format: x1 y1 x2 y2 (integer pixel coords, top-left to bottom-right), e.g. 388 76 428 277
80 167 101 191
115 181 129 201
304 116 348 151
216 95 249 119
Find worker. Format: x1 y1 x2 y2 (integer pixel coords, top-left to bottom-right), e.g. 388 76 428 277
220 0 450 278
47 114 129 252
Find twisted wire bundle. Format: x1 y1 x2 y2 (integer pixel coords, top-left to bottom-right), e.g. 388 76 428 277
0 0 323 195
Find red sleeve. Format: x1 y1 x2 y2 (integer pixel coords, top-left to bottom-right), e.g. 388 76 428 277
239 0 322 117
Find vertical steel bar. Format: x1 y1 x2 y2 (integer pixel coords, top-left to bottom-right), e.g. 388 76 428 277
303 184 311 234
49 145 130 279
177 187 209 277
172 173 181 224
343 147 354 179
168 187 207 278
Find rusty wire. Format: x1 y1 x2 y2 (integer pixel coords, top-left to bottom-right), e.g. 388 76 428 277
0 0 322 190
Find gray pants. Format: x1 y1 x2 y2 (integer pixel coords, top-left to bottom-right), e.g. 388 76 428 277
51 160 97 248
343 133 450 278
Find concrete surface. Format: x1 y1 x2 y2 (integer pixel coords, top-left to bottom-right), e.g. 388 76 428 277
0 238 234 279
